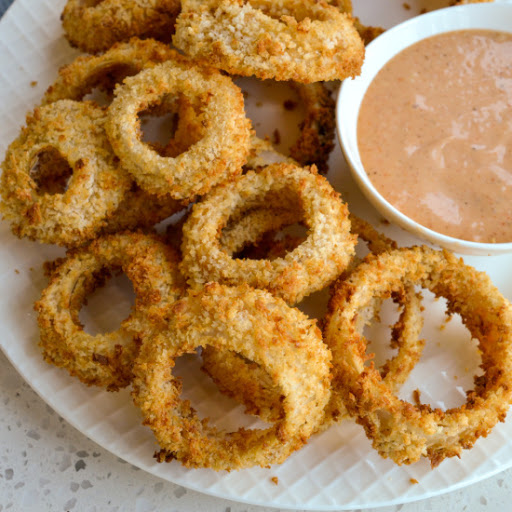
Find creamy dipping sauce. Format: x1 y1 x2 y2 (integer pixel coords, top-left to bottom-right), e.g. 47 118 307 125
358 30 512 243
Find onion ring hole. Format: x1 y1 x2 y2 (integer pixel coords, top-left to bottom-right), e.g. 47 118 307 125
176 349 276 431
392 290 483 411
78 271 135 336
29 147 73 195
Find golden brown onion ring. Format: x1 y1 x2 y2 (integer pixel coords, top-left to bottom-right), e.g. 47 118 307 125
42 38 184 106
288 82 335 173
173 0 365 83
35 232 184 391
106 61 252 201
131 283 332 470
180 163 356 304
324 246 512 467
0 100 131 247
61 0 181 54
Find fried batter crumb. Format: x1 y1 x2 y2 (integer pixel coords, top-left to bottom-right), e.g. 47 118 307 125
271 476 279 485
403 3 411 9
14 268 19 274
272 129 281 145
283 99 298 111
412 389 421 406
30 81 38 87
410 478 419 485
256 101 263 107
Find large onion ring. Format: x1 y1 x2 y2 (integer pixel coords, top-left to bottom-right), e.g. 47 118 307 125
0 100 131 247
173 0 365 83
324 246 512 467
35 232 184 391
61 0 181 54
131 283 332 470
180 163 356 304
106 61 252 201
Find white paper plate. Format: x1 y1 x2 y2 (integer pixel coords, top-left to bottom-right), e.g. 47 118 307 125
1 0 512 510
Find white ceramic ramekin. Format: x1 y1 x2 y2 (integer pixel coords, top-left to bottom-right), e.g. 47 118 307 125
337 2 512 256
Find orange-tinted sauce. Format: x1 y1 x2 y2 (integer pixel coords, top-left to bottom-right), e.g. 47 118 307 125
358 30 512 243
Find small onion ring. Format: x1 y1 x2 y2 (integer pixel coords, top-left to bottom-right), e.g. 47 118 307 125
106 61 252 201
0 100 131 247
180 162 356 304
288 82 336 174
324 246 512 467
61 0 181 54
131 283 332 470
173 0 365 83
35 232 184 391
42 38 184 106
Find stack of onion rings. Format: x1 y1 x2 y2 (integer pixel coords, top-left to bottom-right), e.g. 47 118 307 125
202 213 424 426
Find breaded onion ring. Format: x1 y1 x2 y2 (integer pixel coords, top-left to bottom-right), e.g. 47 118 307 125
106 61 252 201
0 100 131 247
42 38 183 106
173 0 365 83
61 0 181 54
131 283 332 470
35 232 184 391
204 213 424 424
324 246 512 467
288 82 335 173
180 163 356 304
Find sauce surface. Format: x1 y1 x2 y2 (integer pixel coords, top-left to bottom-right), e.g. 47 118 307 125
358 30 512 243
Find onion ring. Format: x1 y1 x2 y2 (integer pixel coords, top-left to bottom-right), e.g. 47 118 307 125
42 38 183 106
106 61 252 201
203 213 424 424
180 162 356 304
288 82 335 173
35 232 184 391
0 100 131 247
324 246 512 467
173 0 365 83
61 0 181 54
131 283 332 470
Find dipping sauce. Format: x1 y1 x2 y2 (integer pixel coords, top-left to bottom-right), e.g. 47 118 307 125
358 30 512 243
